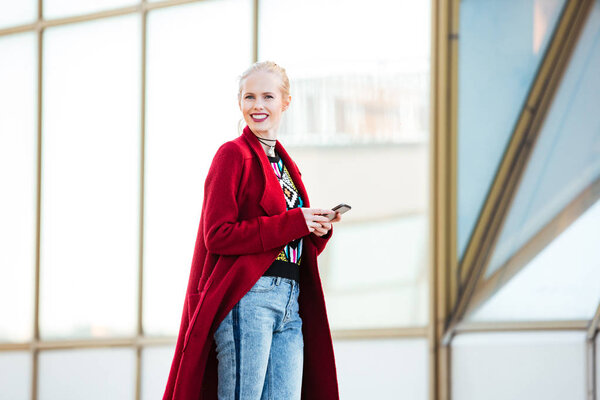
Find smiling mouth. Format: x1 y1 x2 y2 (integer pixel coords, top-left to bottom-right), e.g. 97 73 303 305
251 113 268 122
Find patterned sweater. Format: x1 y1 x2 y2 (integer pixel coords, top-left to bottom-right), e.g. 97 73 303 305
267 151 304 266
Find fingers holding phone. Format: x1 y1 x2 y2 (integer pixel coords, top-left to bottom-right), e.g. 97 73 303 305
301 208 335 233
301 204 350 236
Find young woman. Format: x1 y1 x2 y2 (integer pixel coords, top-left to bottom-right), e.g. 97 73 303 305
163 61 342 400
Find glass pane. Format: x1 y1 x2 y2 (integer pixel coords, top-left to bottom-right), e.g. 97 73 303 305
325 215 428 329
485 0 600 278
0 352 31 400
140 345 175 400
0 1 36 28
0 33 36 343
40 15 140 340
333 338 428 399
143 0 252 336
260 0 430 145
469 199 600 322
452 331 586 400
38 348 136 400
260 0 430 329
44 0 138 20
457 0 566 259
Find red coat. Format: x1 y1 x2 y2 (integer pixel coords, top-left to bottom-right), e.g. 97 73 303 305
162 125 339 399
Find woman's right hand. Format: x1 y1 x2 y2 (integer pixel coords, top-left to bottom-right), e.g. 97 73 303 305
301 208 334 234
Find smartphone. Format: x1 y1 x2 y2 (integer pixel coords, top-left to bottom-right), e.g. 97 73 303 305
324 203 351 221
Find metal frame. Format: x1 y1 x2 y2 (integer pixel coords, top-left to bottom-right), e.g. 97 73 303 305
429 0 459 398
333 327 427 340
135 3 149 399
590 304 600 341
588 303 600 400
586 337 596 400
252 0 259 62
456 320 590 334
32 2 43 399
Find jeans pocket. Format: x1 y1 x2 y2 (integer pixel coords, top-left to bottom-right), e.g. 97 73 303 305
248 276 277 293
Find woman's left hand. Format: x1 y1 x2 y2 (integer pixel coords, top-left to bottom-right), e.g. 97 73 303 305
313 212 342 236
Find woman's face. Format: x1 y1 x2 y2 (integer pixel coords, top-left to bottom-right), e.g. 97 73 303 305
239 70 291 136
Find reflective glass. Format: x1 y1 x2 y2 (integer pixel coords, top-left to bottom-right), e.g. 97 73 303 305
40 15 141 339
457 0 565 259
469 199 600 322
0 33 36 343
38 348 136 400
333 338 428 399
485 0 600 278
324 214 428 329
260 0 430 329
0 352 31 400
0 1 36 28
44 0 138 20
140 345 175 400
143 0 252 336
452 331 586 400
260 0 430 145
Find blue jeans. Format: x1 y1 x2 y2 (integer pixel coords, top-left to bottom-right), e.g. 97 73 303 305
213 276 304 400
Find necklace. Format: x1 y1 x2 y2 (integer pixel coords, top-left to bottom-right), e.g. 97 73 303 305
254 134 277 157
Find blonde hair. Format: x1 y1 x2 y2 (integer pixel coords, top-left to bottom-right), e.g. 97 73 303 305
237 60 290 104
237 61 291 135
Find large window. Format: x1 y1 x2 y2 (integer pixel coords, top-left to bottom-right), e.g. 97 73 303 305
463 0 600 323
457 0 565 259
0 32 37 343
0 0 431 398
452 331 587 400
450 1 600 399
40 14 141 340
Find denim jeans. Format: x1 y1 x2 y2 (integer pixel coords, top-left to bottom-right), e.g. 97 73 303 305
213 276 304 400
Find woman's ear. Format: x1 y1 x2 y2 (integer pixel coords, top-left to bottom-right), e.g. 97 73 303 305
283 95 292 111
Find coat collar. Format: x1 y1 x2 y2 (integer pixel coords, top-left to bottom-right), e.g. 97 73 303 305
242 124 310 216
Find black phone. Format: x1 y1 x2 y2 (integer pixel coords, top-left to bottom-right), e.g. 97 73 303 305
324 203 351 221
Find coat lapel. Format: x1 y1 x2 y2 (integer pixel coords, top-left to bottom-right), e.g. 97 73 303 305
242 125 310 216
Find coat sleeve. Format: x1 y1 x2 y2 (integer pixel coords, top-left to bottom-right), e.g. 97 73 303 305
308 224 333 256
202 141 310 256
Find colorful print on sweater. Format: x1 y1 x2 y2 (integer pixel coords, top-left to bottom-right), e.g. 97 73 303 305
267 151 303 265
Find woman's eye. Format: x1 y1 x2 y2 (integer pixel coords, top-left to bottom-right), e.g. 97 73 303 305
245 96 253 99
